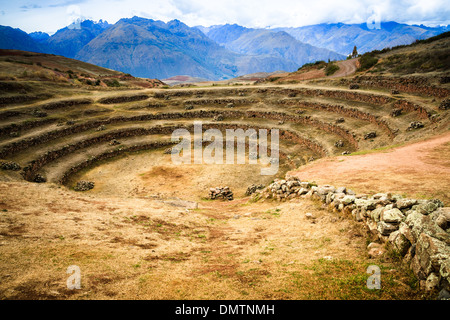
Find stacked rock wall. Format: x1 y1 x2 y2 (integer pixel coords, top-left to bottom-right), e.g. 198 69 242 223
255 175 450 293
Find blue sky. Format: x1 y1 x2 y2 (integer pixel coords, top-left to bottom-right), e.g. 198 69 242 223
0 0 449 34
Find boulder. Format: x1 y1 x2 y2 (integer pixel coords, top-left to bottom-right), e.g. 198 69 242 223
396 198 417 210
425 273 440 291
416 201 439 215
388 230 411 256
377 221 399 236
317 185 336 195
434 208 450 231
381 208 405 224
412 232 450 281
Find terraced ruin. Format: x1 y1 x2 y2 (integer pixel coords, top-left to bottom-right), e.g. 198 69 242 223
0 34 449 300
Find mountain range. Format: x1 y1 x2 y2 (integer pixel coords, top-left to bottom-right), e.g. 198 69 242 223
272 21 450 55
0 18 448 80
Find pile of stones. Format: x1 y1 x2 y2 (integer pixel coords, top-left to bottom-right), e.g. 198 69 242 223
0 161 21 171
364 131 377 140
245 184 265 196
390 108 403 117
407 121 424 130
209 186 233 201
334 140 345 148
74 180 95 191
109 139 121 146
254 174 450 294
439 98 450 110
33 174 46 183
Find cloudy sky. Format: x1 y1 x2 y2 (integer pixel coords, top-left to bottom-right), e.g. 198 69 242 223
0 0 449 34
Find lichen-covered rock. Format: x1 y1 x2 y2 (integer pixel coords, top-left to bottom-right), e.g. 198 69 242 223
377 221 399 236
433 208 450 231
388 230 411 256
370 206 385 222
396 198 417 210
382 208 405 224
317 185 336 195
412 232 450 282
416 201 439 215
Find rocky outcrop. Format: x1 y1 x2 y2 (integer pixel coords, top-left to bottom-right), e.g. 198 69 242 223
253 174 450 295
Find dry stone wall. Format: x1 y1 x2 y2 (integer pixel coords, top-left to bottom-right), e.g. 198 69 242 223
254 174 450 294
340 76 450 98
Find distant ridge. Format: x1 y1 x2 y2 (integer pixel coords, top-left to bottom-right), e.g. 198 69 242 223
0 18 448 80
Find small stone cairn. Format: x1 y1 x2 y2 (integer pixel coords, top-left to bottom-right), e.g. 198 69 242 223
209 186 233 201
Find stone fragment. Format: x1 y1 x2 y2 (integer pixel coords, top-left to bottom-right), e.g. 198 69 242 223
381 208 405 224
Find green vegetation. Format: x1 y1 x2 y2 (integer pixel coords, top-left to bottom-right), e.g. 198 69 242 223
379 49 449 73
104 79 121 87
358 52 379 71
325 62 340 76
297 60 326 71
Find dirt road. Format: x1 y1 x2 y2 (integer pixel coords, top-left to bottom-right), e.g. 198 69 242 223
330 58 358 78
290 131 450 204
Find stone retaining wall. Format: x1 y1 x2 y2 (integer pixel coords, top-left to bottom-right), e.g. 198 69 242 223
393 100 433 120
20 123 303 182
254 175 450 294
277 99 396 139
58 141 175 185
0 110 344 158
340 76 450 98
97 94 149 104
39 98 93 110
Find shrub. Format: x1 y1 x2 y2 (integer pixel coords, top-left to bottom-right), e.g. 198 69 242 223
358 53 379 71
104 79 120 87
325 62 339 76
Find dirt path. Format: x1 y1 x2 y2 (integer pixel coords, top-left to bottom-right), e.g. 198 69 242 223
330 58 358 78
289 131 450 204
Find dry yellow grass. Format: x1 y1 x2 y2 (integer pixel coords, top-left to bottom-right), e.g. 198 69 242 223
0 178 424 300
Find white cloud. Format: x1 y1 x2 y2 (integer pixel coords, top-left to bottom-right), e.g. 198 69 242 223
0 0 448 33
